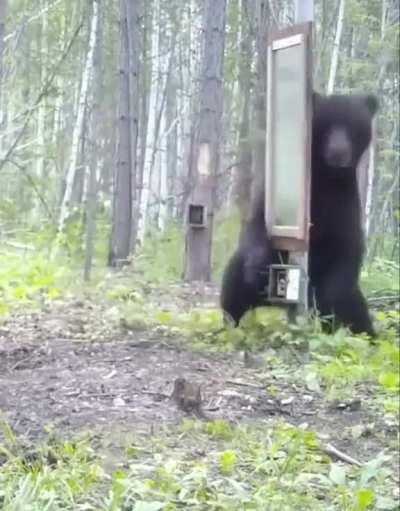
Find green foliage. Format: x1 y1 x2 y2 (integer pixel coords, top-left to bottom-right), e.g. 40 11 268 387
0 426 103 510
212 208 241 282
219 450 238 475
362 257 400 294
130 209 242 285
0 250 64 314
204 420 235 441
135 222 184 282
306 333 399 405
3 419 396 510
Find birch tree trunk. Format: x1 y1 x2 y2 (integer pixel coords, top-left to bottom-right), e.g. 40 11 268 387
56 0 99 237
230 0 252 224
177 0 203 220
125 0 139 250
0 0 7 153
251 0 268 193
34 0 48 218
365 0 387 241
364 126 375 237
327 0 345 94
136 0 152 244
165 62 178 219
184 0 227 281
109 0 132 266
137 1 160 244
155 39 177 232
84 1 104 281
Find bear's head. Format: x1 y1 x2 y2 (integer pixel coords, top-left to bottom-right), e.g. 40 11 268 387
312 93 378 173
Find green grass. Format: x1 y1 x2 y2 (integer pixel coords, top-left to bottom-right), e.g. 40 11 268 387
1 420 398 510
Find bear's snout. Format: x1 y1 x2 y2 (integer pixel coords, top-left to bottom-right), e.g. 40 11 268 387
323 126 353 168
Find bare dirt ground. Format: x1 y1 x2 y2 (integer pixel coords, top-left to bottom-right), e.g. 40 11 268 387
0 287 396 469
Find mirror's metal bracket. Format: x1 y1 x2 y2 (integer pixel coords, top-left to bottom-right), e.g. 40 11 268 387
267 262 307 306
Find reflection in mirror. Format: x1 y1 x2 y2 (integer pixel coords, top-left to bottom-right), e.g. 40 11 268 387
272 43 305 227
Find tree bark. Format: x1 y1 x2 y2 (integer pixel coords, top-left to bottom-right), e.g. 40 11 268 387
109 0 133 266
230 0 252 225
34 0 48 219
138 2 160 244
327 0 345 94
56 0 100 236
135 0 152 245
0 0 7 153
165 48 178 220
125 0 140 250
184 0 227 281
84 0 104 281
251 0 269 198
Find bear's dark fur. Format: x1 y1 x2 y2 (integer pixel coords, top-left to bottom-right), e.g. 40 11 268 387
220 92 378 337
309 93 378 336
220 188 273 325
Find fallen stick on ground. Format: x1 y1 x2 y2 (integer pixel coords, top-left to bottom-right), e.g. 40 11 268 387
322 442 363 467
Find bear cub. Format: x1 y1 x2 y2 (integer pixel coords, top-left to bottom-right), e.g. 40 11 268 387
220 189 273 325
220 92 378 337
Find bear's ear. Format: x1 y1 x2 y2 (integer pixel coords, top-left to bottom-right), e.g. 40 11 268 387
312 91 322 106
312 91 323 114
365 95 379 116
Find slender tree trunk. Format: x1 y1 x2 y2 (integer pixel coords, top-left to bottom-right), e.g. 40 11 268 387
155 39 177 231
136 0 152 244
109 0 132 265
137 2 161 244
138 2 160 244
230 0 252 224
56 0 100 237
125 0 140 250
34 0 48 218
364 126 375 237
0 0 7 84
84 1 104 281
184 0 227 281
177 0 203 221
251 0 269 195
327 0 345 94
366 0 387 243
165 50 178 220
0 0 8 154
72 112 88 204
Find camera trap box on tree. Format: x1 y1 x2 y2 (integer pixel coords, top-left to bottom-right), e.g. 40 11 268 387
188 203 207 228
264 22 313 307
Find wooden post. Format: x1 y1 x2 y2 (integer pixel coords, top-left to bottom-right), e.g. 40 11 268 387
292 0 314 316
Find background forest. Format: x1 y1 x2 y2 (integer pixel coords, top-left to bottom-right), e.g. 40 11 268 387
0 0 398 284
0 1 399 510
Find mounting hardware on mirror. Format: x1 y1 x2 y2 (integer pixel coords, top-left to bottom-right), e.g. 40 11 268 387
267 264 306 304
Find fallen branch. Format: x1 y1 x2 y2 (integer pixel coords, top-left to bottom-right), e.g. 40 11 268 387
322 442 363 467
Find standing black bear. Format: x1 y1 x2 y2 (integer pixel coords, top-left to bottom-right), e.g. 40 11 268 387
220 92 378 337
309 93 377 336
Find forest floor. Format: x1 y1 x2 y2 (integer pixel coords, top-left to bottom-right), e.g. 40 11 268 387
0 278 399 510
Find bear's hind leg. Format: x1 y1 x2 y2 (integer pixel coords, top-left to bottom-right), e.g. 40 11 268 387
334 286 376 338
315 273 375 338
